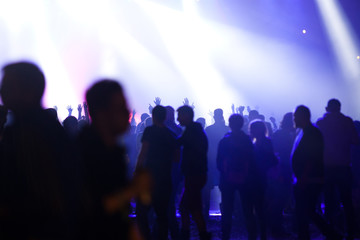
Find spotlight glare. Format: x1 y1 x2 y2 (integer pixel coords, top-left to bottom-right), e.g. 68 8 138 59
357 56 360 60
302 29 307 34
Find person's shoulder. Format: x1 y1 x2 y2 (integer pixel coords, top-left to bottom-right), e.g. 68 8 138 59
311 124 323 138
205 124 215 132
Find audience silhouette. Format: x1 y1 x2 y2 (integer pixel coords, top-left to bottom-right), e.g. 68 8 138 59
316 99 359 240
1 60 360 240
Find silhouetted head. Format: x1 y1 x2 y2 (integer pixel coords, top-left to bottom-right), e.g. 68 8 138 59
63 116 78 137
45 108 58 121
248 110 260 122
326 98 341 113
280 112 294 130
259 114 265 121
229 114 244 132
213 108 224 123
196 117 206 129
144 117 152 127
0 61 45 114
165 106 175 123
141 113 150 123
86 79 130 135
249 120 267 139
294 105 311 129
152 105 167 125
177 105 194 127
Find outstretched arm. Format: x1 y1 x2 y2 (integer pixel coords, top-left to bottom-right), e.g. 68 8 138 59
77 104 82 120
67 105 73 117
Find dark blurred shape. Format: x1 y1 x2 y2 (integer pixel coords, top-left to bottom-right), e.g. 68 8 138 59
0 61 76 240
77 79 132 240
63 116 79 139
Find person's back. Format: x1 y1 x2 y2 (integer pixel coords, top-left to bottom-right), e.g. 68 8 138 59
316 99 359 239
217 114 256 240
176 105 210 240
142 125 176 182
217 130 254 185
316 111 359 167
180 121 208 177
0 62 74 239
292 122 324 182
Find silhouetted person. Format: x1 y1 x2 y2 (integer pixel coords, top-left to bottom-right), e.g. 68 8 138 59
177 105 211 240
0 105 7 141
291 105 341 240
217 114 256 240
269 112 296 236
63 116 79 139
249 120 278 240
77 79 134 240
136 113 150 134
258 114 273 137
136 105 179 240
316 99 359 239
204 109 229 218
165 105 183 239
45 107 59 122
0 61 74 239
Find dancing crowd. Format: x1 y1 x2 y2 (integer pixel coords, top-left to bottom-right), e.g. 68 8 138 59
0 61 359 240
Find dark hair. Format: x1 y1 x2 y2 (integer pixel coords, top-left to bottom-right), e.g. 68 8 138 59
295 105 311 120
1 61 45 105
250 120 267 136
327 98 341 112
152 105 167 123
141 113 150 122
86 79 123 118
229 114 244 130
280 112 294 130
63 116 78 129
177 105 194 120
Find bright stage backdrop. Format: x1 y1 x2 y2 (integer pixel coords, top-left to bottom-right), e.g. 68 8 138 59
0 0 359 122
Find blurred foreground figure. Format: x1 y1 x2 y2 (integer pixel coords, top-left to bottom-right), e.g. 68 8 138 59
316 99 359 239
0 62 75 239
292 105 341 240
78 79 141 240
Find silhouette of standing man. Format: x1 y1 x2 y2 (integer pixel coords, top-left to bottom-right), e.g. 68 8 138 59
0 62 74 239
177 105 211 240
316 99 359 239
291 105 341 240
78 79 137 240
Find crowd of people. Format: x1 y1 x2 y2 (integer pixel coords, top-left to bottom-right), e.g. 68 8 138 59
0 61 359 240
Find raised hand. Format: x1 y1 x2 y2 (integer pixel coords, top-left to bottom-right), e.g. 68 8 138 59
231 104 235 113
148 104 154 114
153 97 161 106
183 98 190 106
238 106 245 113
77 104 83 120
132 109 136 117
246 106 251 113
67 105 73 116
77 104 82 113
